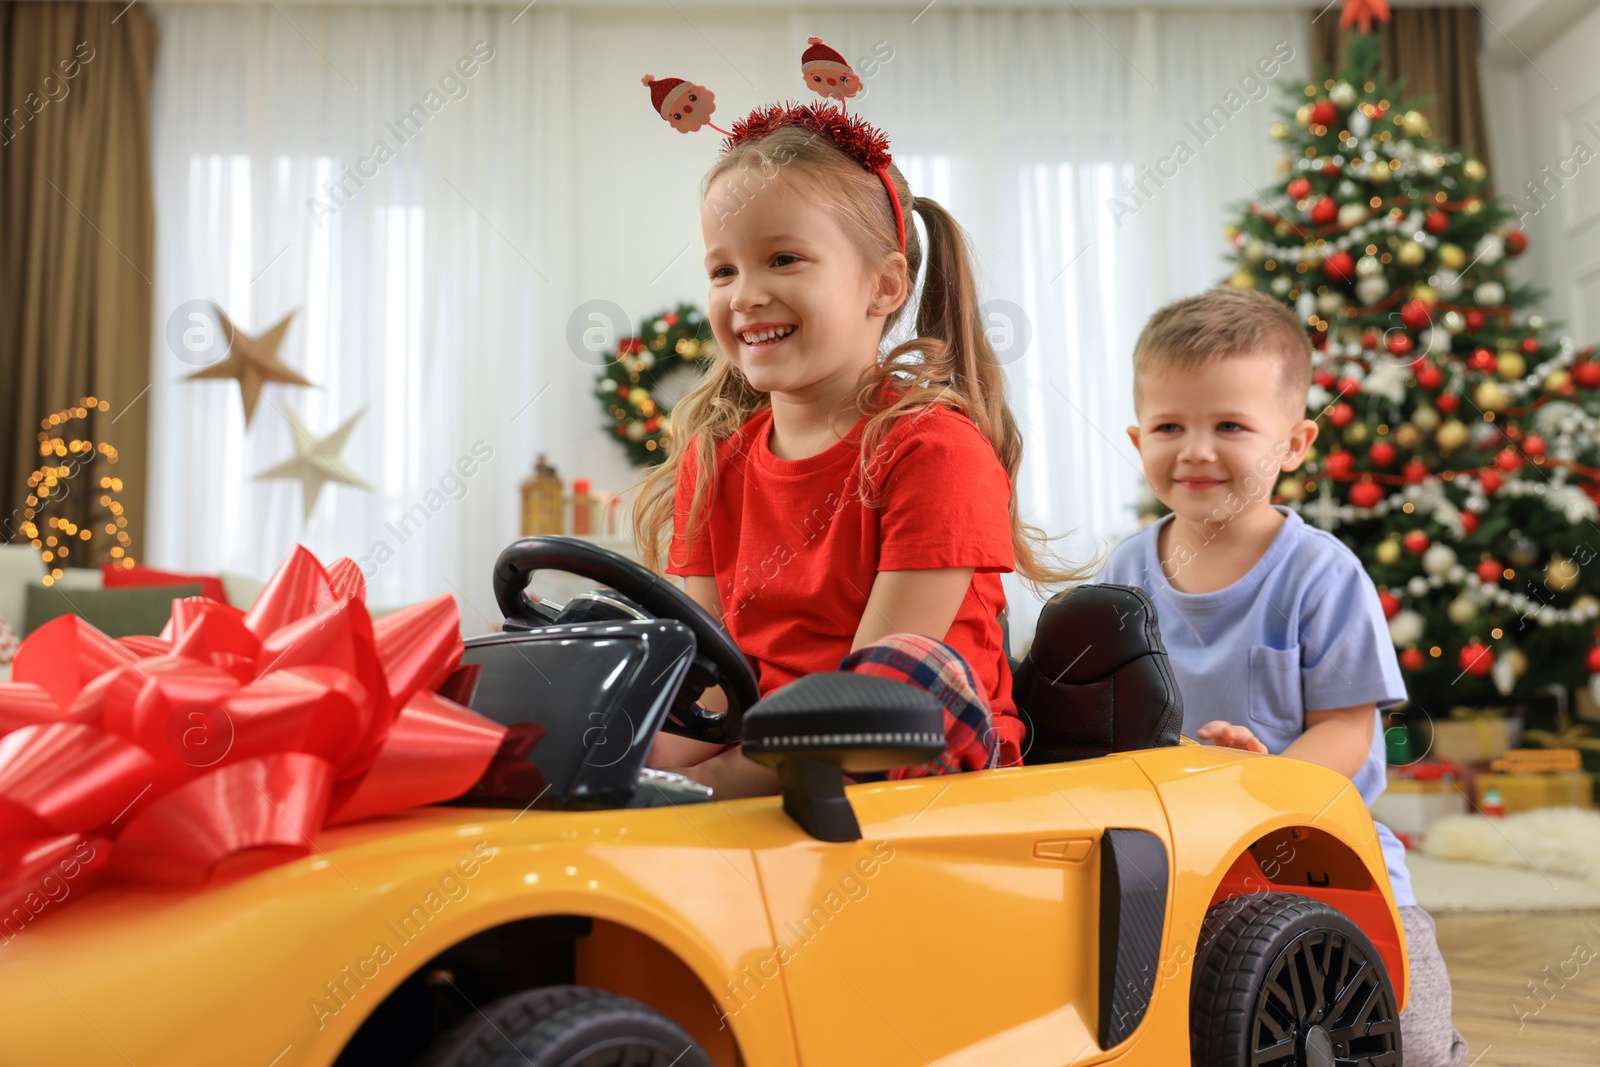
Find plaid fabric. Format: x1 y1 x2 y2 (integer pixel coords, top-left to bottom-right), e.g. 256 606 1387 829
838 633 999 779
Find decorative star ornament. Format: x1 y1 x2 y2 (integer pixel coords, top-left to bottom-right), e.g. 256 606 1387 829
253 406 373 522
185 306 314 426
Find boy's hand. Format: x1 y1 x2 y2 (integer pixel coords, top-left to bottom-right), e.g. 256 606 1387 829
1197 720 1269 753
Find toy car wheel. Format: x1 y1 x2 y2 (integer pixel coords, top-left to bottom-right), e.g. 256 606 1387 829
1190 892 1401 1067
421 985 712 1067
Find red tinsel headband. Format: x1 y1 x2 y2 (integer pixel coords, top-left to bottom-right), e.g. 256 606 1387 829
641 36 907 255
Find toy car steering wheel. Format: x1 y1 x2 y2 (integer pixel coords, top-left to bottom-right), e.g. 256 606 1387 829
491 536 760 745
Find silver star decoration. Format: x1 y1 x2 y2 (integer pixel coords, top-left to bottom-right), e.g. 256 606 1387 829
253 406 373 521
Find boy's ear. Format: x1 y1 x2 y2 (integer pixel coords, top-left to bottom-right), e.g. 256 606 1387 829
1126 425 1142 453
1279 418 1319 472
870 252 911 317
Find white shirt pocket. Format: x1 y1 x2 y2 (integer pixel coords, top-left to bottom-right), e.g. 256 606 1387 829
1247 644 1303 752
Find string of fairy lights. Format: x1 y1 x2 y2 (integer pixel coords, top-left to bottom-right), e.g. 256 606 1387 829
19 396 134 585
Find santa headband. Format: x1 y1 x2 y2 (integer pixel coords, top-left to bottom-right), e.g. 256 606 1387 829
642 36 907 255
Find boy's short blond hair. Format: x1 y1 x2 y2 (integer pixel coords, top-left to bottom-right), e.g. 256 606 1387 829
1133 287 1313 415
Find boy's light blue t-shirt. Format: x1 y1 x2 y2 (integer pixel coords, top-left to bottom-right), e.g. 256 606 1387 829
1095 505 1414 907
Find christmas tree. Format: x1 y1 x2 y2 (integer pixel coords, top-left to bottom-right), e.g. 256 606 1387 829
1221 11 1600 712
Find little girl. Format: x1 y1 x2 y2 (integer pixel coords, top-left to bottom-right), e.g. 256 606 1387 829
633 48 1086 797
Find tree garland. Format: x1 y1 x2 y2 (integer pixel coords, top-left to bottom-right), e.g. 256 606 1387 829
595 304 716 467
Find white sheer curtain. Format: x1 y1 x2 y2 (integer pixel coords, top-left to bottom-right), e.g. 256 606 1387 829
146 4 1307 645
786 8 1310 647
147 6 569 621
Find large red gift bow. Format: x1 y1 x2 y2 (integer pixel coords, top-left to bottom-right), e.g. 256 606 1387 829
0 547 507 927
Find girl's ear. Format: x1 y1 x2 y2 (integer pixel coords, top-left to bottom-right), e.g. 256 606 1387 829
870 251 911 317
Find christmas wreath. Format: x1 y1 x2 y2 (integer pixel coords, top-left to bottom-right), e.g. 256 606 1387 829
596 304 717 467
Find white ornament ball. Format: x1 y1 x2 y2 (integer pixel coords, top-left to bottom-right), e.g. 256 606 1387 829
1474 234 1505 267
1356 276 1390 305
1407 576 1430 598
1350 111 1371 138
1433 270 1464 299
1272 275 1293 296
1441 310 1465 335
1246 238 1268 262
1297 291 1316 321
1389 609 1426 646
1422 543 1458 576
1317 292 1346 315
1356 255 1384 278
1331 82 1357 108
1476 281 1506 306
1339 202 1368 228
1447 596 1478 624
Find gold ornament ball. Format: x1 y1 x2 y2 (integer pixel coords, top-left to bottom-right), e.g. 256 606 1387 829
1394 423 1421 448
1275 157 1293 178
1546 369 1571 390
1505 647 1528 678
1275 220 1294 238
1547 553 1580 593
1277 477 1306 502
1498 352 1526 380
1474 380 1508 411
1411 406 1440 432
1575 594 1600 616
1230 270 1256 289
1447 596 1478 624
625 420 648 441
1271 123 1292 140
629 387 652 406
1402 110 1429 136
1463 159 1487 183
1438 244 1466 270
1297 104 1314 126
1464 199 1483 216
1435 419 1469 450
1398 241 1426 267
1377 539 1402 565
1343 422 1370 445
1412 284 1438 306
1224 223 1239 239
1301 246 1322 268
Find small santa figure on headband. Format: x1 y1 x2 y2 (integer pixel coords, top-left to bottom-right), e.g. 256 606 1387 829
800 36 860 101
641 74 718 133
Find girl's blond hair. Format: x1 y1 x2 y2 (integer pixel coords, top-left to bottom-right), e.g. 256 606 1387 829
630 125 1091 598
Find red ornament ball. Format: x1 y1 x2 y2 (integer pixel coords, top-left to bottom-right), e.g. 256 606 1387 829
1350 481 1384 509
1575 362 1600 388
1465 309 1485 331
1325 250 1356 282
1337 376 1362 397
644 417 660 433
1403 530 1431 554
616 384 631 398
1311 198 1339 226
1477 559 1504 584
1379 591 1402 619
1310 100 1340 127
1468 348 1497 372
1325 449 1356 478
1315 370 1337 389
1505 230 1528 256
1524 434 1547 457
1402 459 1429 484
1458 642 1495 677
1415 364 1443 390
1520 337 1540 355
1425 211 1450 235
1495 447 1524 472
1400 647 1426 671
613 425 627 438
1400 300 1432 332
1370 441 1397 467
1586 646 1600 674
1328 402 1355 428
1323 161 1341 177
1387 332 1414 357
1287 177 1312 200
1461 511 1480 535
1437 392 1460 413
1479 470 1502 494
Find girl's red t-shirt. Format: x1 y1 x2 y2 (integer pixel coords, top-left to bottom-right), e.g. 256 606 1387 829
666 400 1021 761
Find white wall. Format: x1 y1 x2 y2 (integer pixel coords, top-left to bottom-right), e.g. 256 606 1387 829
1480 0 1600 337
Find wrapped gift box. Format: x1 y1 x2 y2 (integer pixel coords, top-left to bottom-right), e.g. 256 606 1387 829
1425 713 1520 765
1372 766 1469 848
1474 772 1593 814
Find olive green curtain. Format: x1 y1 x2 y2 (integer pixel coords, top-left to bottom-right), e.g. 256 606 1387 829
0 2 158 566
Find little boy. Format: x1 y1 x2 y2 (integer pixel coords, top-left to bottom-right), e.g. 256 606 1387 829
1096 286 1467 1067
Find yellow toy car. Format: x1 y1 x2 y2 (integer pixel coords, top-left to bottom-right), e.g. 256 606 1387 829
0 537 1406 1066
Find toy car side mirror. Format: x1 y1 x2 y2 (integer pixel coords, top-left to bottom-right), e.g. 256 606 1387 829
741 673 946 842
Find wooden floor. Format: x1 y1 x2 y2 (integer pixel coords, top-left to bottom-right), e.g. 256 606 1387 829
1436 911 1600 1065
